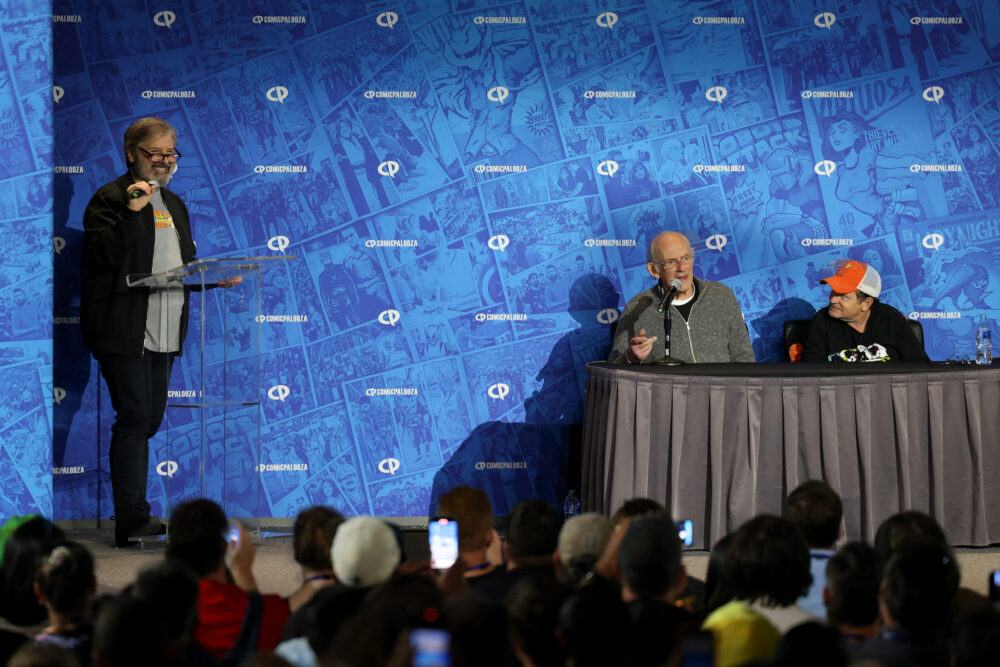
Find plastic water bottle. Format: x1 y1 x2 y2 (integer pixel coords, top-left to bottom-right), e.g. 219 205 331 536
976 315 992 365
563 490 581 519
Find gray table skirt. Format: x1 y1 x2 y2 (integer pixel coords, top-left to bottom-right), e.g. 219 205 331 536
582 363 1000 549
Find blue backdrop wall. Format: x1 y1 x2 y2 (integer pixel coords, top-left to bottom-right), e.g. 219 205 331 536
37 0 1000 522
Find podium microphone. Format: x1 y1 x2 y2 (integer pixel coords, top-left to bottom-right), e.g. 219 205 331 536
129 179 159 199
657 278 682 313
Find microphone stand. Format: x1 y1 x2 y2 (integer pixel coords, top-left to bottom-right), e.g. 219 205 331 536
654 286 685 366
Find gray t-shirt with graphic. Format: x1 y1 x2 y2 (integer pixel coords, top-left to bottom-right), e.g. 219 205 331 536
144 189 184 352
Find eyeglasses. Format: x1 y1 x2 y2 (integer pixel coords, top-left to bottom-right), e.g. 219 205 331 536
652 254 694 271
137 146 182 163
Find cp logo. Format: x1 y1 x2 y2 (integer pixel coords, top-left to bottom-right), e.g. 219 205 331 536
706 234 728 251
378 309 401 326
153 10 176 28
705 86 727 103
53 387 66 405
255 315 266 323
266 86 288 103
473 164 487 173
583 90 596 99
54 237 66 254
487 86 510 103
814 160 837 177
597 160 620 178
53 85 64 103
267 385 291 402
909 312 920 320
487 383 510 400
692 164 706 173
692 16 705 25
597 309 619 324
909 164 922 173
378 161 400 177
923 86 945 103
363 90 376 99
584 238 596 247
156 460 179 478
814 12 836 29
596 12 618 29
488 234 510 251
922 233 945 250
801 238 814 247
801 90 813 99
474 462 487 470
267 235 290 253
376 11 398 28
378 458 401 475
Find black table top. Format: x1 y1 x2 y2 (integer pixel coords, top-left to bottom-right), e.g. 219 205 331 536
588 360 1000 378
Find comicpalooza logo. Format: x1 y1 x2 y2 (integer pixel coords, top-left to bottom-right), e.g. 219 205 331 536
54 237 66 254
814 12 836 29
814 160 837 177
801 238 853 247
488 234 510 251
922 233 945 251
378 309 401 327
597 309 619 325
156 460 179 477
692 16 745 24
692 164 746 174
376 11 398 28
584 238 636 248
705 234 727 251
487 383 510 400
596 12 618 29
487 86 510 104
53 387 66 405
153 10 175 28
923 86 945 103
378 161 400 178
705 86 727 103
378 458 401 475
268 384 291 402
597 160 620 178
266 86 289 103
53 85 64 103
267 235 290 253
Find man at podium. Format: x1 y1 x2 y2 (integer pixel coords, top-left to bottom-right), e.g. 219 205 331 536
81 117 193 546
608 231 755 364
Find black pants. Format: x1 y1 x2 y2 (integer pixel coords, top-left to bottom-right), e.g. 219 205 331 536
97 349 175 528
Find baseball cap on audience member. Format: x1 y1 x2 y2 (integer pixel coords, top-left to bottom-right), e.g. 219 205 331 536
558 513 612 567
331 516 401 587
819 260 882 298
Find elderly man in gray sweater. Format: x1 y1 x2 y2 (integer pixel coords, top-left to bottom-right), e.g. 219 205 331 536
609 232 755 364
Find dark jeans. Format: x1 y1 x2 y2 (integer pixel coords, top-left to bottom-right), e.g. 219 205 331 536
96 349 175 528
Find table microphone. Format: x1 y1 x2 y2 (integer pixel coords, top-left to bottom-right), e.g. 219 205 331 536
129 179 159 199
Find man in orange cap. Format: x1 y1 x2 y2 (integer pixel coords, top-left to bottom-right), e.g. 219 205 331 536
802 260 928 362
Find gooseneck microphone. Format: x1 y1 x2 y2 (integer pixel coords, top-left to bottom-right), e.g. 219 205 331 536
129 179 159 199
657 278 683 313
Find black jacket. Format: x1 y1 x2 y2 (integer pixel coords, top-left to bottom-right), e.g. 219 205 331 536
81 173 196 356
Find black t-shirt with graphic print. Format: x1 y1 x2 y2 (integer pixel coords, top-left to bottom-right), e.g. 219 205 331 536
802 301 929 362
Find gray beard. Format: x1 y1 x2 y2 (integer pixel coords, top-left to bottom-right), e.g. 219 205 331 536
131 163 173 187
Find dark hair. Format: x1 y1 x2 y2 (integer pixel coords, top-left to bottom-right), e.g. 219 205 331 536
506 576 571 667
559 579 629 667
825 542 881 626
610 497 665 526
617 513 682 598
293 506 344 571
123 117 176 167
437 486 494 552
445 591 514 667
950 606 1000 667
93 595 166 667
0 517 65 625
724 515 812 607
768 621 849 667
882 541 959 633
6 642 81 667
702 532 736 613
35 541 95 616
783 480 843 548
130 559 200 643
505 500 560 559
165 498 228 576
873 511 947 565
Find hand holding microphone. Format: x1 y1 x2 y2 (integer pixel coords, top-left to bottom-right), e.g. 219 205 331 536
126 179 159 211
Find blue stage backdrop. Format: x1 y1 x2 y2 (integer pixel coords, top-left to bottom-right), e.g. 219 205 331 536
0 1 54 519
48 1 1000 521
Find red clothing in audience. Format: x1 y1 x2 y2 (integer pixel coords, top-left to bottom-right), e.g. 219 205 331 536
195 580 290 659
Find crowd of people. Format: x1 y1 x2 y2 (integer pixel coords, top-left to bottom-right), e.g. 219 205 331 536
0 480 997 666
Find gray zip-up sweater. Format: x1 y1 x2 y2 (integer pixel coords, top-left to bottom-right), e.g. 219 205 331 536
608 278 756 363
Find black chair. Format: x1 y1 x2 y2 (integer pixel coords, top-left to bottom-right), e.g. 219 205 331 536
783 318 924 361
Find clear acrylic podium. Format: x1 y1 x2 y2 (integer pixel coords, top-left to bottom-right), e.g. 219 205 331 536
127 257 294 532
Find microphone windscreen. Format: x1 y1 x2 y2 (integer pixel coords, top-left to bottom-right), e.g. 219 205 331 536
669 278 682 290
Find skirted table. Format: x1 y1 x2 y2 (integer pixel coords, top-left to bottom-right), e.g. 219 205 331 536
582 361 1000 549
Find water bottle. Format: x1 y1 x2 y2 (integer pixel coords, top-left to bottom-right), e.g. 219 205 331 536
976 315 992 365
563 490 581 519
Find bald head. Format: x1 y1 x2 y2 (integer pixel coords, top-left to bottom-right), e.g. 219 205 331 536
646 232 695 298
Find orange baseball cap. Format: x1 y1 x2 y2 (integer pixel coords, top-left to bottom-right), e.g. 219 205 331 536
820 260 882 298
